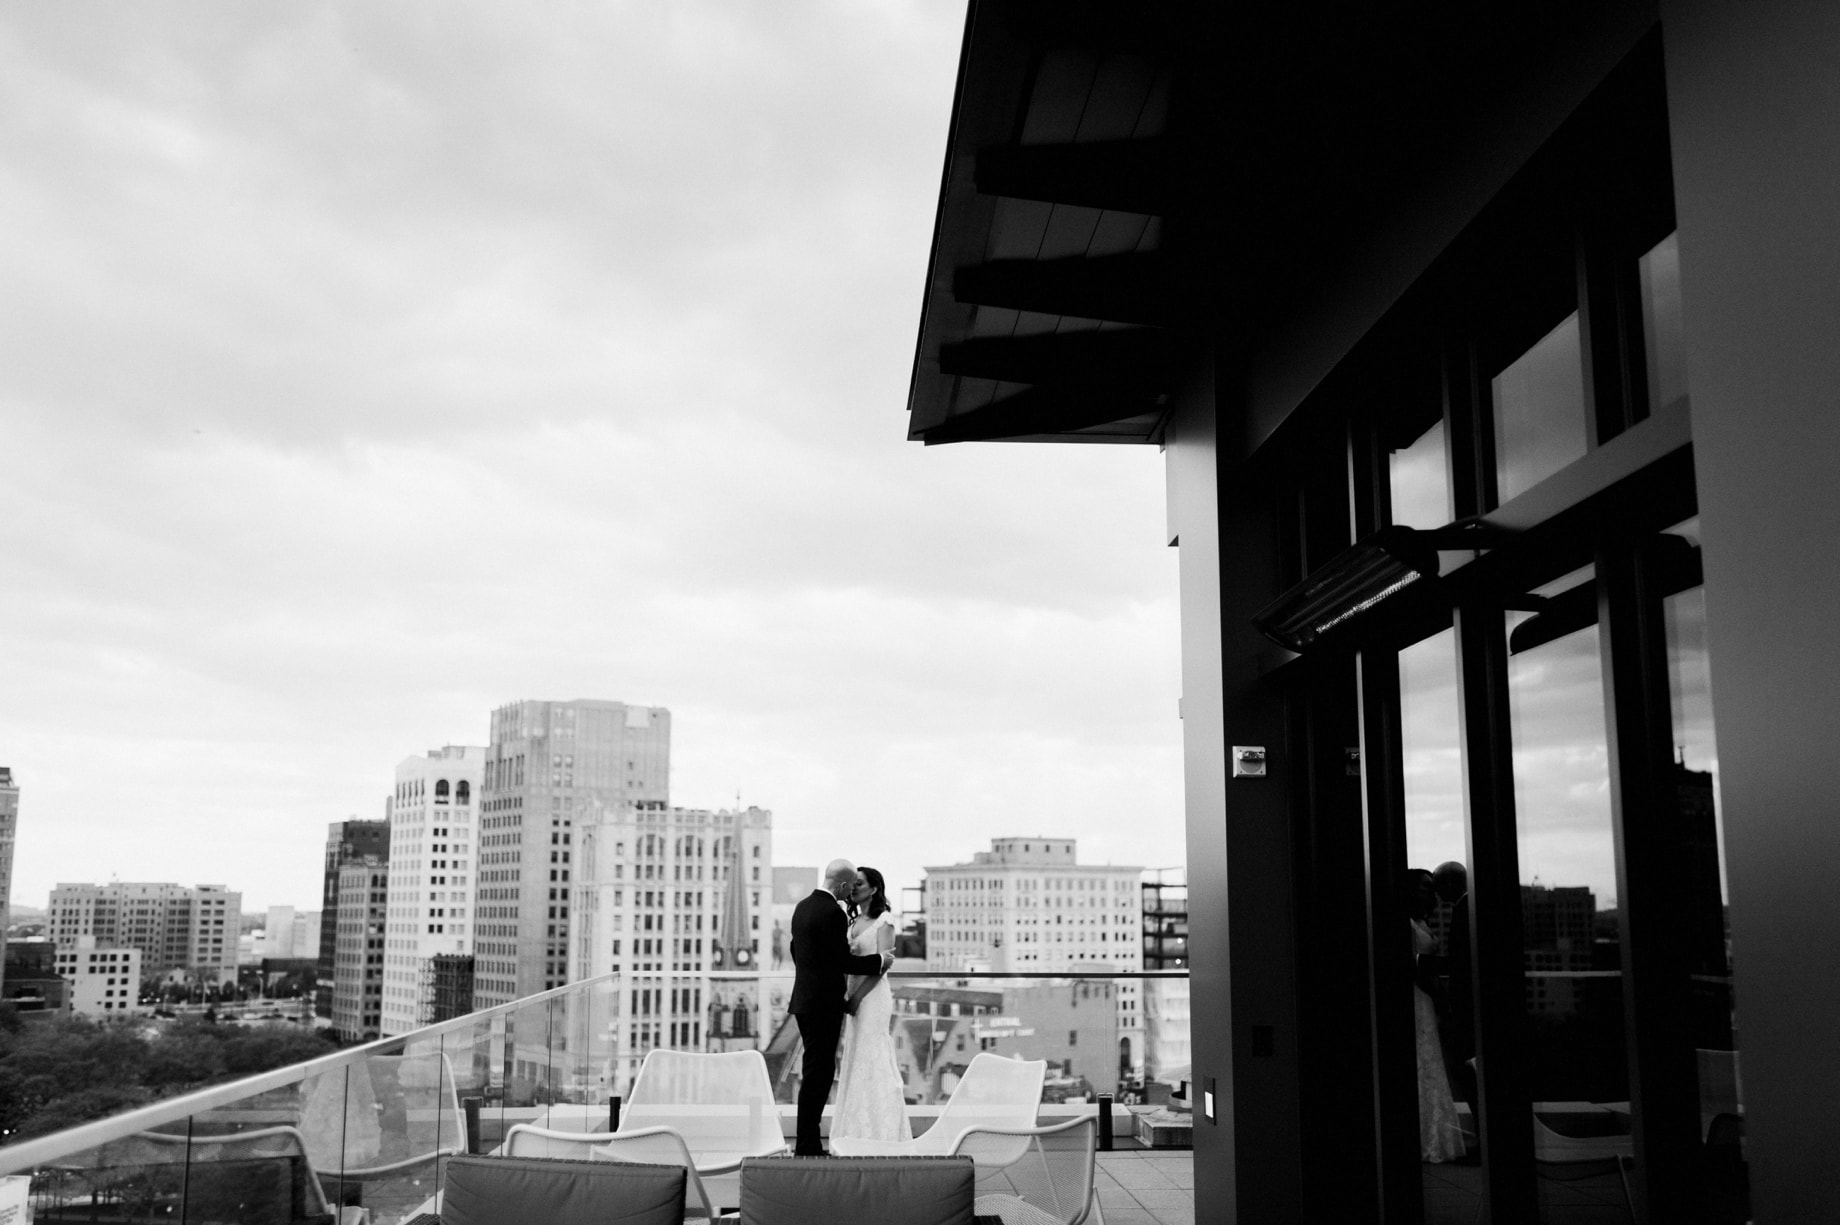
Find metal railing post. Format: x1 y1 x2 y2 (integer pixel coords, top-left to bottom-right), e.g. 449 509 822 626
463 1096 482 1155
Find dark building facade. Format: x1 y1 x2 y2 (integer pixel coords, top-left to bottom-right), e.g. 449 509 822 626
909 4 1840 1220
1141 869 1187 971
427 952 475 1025
2 937 66 1013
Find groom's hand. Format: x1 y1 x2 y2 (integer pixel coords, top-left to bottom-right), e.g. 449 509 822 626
879 953 894 974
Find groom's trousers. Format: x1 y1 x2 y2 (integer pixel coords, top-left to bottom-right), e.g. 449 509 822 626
794 1010 844 1155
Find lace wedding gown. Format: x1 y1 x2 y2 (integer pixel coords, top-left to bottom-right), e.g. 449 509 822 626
1413 918 1467 1162
830 913 912 1144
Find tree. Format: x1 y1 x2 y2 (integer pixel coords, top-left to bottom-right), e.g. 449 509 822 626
141 1022 226 1089
221 1027 337 1076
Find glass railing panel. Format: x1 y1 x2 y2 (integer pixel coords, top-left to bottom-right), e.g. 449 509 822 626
20 1076 353 1225
2 967 1194 1214
885 973 1190 1109
439 1007 502 1164
496 990 558 1132
293 1046 457 1225
542 975 623 1134
25 1129 192 1223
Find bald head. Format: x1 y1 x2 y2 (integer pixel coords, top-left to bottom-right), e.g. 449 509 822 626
1432 861 1468 904
824 859 859 899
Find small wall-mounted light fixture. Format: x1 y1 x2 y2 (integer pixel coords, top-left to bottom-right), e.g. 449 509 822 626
1232 747 1266 778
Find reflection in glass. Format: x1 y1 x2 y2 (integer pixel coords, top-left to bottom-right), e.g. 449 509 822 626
1661 527 1745 1213
1400 628 1478 1218
1493 314 1588 504
1390 420 1451 529
1507 578 1630 1223
1641 233 1688 416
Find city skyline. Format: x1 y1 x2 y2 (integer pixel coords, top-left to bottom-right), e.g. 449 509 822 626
0 4 1187 918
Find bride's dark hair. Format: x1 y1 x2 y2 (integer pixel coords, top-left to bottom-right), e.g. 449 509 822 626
858 866 892 920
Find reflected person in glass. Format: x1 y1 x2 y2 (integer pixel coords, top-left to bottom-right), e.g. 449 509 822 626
1409 868 1467 1163
1430 859 1477 1130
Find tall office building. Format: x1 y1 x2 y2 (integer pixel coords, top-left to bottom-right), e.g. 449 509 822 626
0 767 17 1000
317 818 390 1019
331 856 389 1041
381 745 485 1036
572 804 773 1086
924 838 1146 1076
46 882 240 984
474 699 670 1008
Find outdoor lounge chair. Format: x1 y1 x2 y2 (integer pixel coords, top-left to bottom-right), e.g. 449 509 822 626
619 1047 788 1173
436 1153 686 1225
503 1122 720 1220
832 1052 1046 1158
107 1126 333 1224
1532 1114 1634 1222
738 1154 976 1225
950 1116 1101 1225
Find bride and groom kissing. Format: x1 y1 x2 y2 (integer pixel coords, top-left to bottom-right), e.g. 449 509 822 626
789 858 913 1156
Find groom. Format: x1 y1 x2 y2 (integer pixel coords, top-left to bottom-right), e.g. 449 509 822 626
790 858 892 1156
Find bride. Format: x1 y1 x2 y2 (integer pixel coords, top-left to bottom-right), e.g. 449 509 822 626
830 866 913 1145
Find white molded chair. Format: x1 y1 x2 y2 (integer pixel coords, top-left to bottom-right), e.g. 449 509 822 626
620 1048 788 1173
1532 1114 1634 1222
503 1122 720 1219
832 1052 1047 1158
952 1115 1101 1225
301 1052 467 1178
117 1125 334 1220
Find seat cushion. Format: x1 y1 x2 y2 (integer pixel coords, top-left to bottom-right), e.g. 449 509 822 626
441 1154 686 1225
739 1155 974 1225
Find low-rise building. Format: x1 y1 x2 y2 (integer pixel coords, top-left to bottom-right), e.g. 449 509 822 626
54 937 145 1019
47 882 239 984
889 979 1120 1103
924 838 1144 1075
3 936 66 1013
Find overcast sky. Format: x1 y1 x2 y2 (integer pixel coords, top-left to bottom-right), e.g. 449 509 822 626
0 2 1187 917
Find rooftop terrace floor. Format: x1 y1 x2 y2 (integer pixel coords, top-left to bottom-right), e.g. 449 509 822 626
1094 1150 1194 1225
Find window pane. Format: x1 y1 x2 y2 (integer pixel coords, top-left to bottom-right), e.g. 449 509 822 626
1400 628 1480 1217
1641 233 1688 415
1390 419 1451 529
1492 314 1588 503
1506 578 1630 1225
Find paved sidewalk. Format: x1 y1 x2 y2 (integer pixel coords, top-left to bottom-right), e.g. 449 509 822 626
1093 1150 1194 1225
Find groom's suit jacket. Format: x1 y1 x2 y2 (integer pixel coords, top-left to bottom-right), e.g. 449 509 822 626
788 889 884 1017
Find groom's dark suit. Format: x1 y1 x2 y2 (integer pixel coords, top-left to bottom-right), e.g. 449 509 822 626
789 887 885 1155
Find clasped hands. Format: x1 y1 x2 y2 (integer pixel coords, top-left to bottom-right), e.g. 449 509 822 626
843 953 894 1016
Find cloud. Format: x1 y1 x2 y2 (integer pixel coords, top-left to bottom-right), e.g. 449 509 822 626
0 0 1184 921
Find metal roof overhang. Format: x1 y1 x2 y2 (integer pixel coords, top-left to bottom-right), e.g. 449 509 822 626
905 3 1666 455
906 0 1181 446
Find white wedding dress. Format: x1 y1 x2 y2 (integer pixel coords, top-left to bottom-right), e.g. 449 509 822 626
830 912 912 1144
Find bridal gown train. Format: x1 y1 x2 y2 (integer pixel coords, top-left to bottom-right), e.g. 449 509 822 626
1413 917 1467 1162
830 913 913 1144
